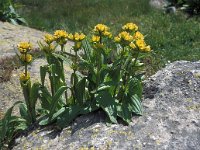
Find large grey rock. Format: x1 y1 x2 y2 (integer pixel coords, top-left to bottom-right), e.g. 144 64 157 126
149 0 168 9
13 61 200 150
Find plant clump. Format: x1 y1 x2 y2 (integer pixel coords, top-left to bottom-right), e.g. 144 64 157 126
0 22 151 149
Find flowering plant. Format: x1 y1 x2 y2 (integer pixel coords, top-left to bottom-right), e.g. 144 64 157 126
0 22 151 148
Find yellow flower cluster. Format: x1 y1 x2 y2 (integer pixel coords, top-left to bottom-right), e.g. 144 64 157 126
133 31 144 40
68 32 86 50
17 41 33 82
136 39 151 52
114 31 133 43
129 42 136 49
122 23 138 32
20 72 30 82
91 35 100 43
54 30 68 45
44 33 54 45
17 42 33 63
94 24 109 33
68 32 86 41
17 42 32 53
20 54 32 63
114 23 151 52
93 24 112 38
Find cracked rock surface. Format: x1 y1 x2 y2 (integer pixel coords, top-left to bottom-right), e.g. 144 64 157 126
13 61 200 150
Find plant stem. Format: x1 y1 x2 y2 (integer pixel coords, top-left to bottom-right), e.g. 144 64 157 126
25 53 27 76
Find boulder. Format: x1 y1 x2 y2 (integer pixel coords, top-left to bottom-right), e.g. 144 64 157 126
149 0 168 9
13 61 200 150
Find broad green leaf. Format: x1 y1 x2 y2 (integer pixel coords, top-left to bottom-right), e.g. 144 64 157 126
97 85 110 92
19 103 31 125
79 101 99 115
30 82 40 121
96 91 118 123
39 86 52 110
75 77 86 105
57 105 81 128
128 78 143 99
0 101 22 142
51 107 66 121
39 117 49 126
117 102 132 124
53 53 70 64
99 65 109 82
129 95 143 115
49 86 67 119
40 66 48 86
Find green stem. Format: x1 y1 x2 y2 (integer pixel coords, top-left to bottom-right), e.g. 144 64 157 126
25 53 27 76
61 44 64 53
113 46 125 98
72 50 78 104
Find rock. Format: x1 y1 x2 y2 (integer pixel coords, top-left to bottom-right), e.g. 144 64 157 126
12 61 200 150
149 0 168 9
0 21 73 60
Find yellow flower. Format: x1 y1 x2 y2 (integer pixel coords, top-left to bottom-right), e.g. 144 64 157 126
20 54 32 63
122 23 138 31
94 24 109 33
20 72 30 82
103 31 112 38
17 42 32 53
44 33 54 44
54 30 68 45
136 39 151 52
91 35 100 43
118 31 133 42
133 31 144 40
68 33 74 40
68 32 86 41
129 42 136 49
114 36 121 43
74 32 86 41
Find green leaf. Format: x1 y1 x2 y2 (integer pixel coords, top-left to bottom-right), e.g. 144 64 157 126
117 102 132 124
128 77 143 99
75 77 86 105
95 91 118 123
0 101 22 143
79 101 99 115
19 103 31 125
99 65 109 82
40 66 48 86
129 95 143 115
49 86 67 119
51 107 66 121
53 53 70 64
39 117 49 126
57 105 81 128
39 86 52 111
30 82 40 121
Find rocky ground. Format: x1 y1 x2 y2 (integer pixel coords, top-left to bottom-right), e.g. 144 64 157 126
12 61 200 150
